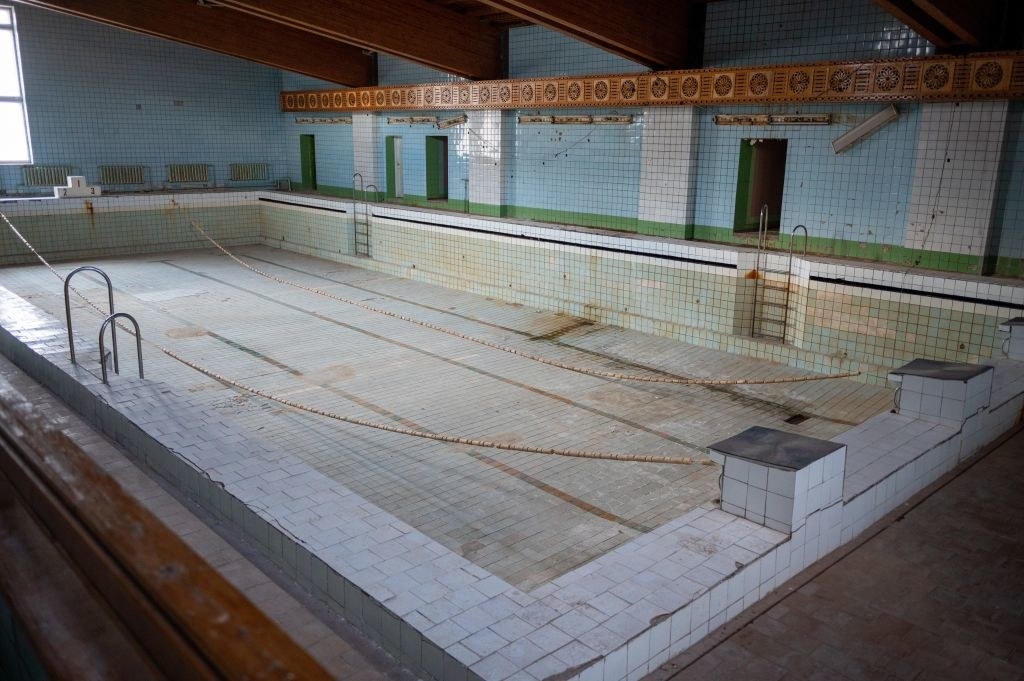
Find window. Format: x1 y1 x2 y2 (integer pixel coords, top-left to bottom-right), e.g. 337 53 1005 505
0 6 31 164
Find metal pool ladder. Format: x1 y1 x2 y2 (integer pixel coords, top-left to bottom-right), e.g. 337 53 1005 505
751 209 808 342
64 265 118 369
99 312 143 384
352 172 372 257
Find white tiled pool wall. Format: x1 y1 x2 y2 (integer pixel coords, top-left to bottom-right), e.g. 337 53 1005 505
2 195 1024 680
262 197 1024 382
3 191 1022 383
2 295 1021 681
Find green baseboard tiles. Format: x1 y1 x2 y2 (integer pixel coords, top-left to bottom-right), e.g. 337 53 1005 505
692 225 987 275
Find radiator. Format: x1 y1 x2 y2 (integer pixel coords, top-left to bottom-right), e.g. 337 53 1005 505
229 162 268 182
166 164 211 183
22 165 73 186
99 165 147 185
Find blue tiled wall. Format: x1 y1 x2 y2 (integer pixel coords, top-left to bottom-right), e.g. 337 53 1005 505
378 114 468 202
704 0 933 67
510 110 641 224
1 5 287 194
509 26 645 78
694 102 921 245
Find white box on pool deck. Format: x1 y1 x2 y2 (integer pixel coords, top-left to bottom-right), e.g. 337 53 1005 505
711 426 846 534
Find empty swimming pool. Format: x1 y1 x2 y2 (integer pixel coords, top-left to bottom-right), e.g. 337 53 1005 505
0 243 891 590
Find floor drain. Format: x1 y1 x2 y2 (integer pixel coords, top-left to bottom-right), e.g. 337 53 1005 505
784 413 809 424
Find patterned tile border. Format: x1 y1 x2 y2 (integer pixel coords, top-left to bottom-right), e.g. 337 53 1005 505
281 52 1024 113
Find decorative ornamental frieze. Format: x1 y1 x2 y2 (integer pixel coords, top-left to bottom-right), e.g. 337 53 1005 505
281 52 1024 113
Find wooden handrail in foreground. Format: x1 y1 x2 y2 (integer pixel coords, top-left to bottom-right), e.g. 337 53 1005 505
0 378 332 680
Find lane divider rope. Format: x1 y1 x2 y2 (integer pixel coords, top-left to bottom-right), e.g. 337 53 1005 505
1 210 712 466
188 219 861 386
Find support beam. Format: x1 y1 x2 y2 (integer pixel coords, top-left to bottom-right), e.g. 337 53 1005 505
913 0 998 47
212 0 504 80
475 0 702 68
875 0 1004 50
14 0 376 86
875 0 954 48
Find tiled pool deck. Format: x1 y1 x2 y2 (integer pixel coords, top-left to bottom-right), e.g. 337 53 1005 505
0 247 1019 680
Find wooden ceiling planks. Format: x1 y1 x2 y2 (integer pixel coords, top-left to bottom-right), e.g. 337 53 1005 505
474 0 704 68
15 0 376 86
213 0 505 80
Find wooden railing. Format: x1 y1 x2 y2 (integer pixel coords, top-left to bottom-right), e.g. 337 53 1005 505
0 377 331 680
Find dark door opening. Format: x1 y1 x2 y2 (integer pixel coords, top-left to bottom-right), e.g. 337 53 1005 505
425 136 449 200
734 138 787 232
299 134 317 191
386 135 403 199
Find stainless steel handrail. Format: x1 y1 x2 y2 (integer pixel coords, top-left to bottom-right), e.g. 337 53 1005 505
750 204 769 334
781 224 809 340
64 266 117 370
98 313 143 384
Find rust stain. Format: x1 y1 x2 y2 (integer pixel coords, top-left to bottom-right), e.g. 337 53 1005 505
165 327 207 339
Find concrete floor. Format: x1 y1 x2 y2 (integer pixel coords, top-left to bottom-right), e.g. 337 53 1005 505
650 427 1024 681
0 245 891 592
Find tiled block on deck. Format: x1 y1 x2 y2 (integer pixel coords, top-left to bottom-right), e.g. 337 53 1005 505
889 359 992 427
711 426 846 534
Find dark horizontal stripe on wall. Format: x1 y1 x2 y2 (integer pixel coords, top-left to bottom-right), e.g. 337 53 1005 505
375 214 737 269
812 275 1022 310
259 197 347 214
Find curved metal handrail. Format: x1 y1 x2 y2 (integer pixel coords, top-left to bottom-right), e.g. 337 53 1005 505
790 224 809 259
99 313 143 384
65 266 117 370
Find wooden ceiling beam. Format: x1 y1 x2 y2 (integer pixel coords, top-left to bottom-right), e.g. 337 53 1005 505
14 0 375 85
474 0 701 68
912 0 999 47
212 0 504 80
874 0 958 48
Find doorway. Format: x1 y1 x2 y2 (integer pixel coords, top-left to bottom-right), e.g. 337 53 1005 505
299 134 317 191
425 136 449 200
734 138 787 232
386 136 404 199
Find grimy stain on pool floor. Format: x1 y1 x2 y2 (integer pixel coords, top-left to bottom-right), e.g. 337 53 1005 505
0 246 892 590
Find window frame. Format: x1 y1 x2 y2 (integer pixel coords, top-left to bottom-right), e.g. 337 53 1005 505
0 5 33 165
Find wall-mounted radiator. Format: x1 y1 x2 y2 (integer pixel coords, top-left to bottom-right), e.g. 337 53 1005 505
22 165 73 186
166 164 212 184
229 162 269 182
99 165 147 186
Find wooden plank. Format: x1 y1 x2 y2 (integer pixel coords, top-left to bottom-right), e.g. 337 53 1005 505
0 379 332 681
16 0 375 86
215 0 504 80
913 0 998 47
874 0 957 48
0 475 161 680
477 0 700 68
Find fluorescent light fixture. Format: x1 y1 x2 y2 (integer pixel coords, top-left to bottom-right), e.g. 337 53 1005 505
769 114 831 125
832 104 899 154
714 113 831 126
518 115 552 124
437 114 468 129
551 115 593 124
387 116 438 125
591 115 633 124
714 114 770 126
294 116 351 124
